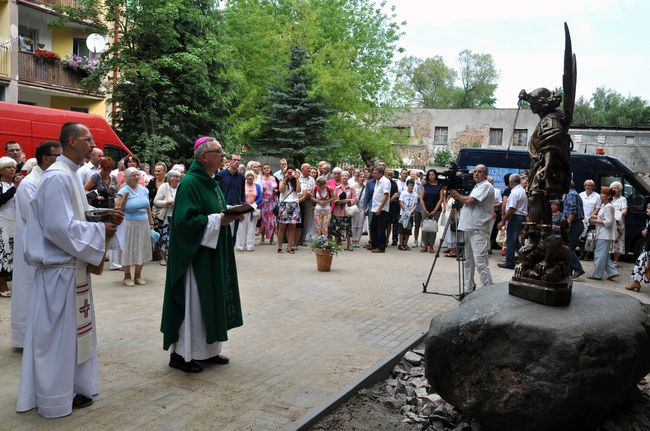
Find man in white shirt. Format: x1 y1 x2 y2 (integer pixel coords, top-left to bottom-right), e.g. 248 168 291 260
274 159 287 181
450 165 495 294
77 147 104 184
369 167 391 253
497 174 528 269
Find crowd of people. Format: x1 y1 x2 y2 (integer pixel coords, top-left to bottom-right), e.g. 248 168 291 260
2 128 650 417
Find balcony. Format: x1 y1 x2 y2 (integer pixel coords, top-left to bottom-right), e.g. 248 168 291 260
26 0 78 7
18 51 99 94
0 45 9 78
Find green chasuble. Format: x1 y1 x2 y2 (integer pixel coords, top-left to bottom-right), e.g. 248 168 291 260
161 160 243 350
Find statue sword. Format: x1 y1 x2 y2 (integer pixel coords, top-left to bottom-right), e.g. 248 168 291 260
505 99 522 160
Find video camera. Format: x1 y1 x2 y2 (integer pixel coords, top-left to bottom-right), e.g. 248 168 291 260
438 163 476 196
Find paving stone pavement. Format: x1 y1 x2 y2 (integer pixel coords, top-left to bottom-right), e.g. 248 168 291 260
0 239 641 431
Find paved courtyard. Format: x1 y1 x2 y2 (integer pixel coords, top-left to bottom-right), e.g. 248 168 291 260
0 239 643 431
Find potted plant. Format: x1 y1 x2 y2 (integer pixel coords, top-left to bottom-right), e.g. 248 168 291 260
62 54 100 76
33 48 61 64
310 235 342 272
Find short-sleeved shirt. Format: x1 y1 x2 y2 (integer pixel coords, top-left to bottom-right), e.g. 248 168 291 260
399 190 418 215
118 184 150 221
506 184 528 216
458 180 495 231
579 191 601 217
371 176 391 212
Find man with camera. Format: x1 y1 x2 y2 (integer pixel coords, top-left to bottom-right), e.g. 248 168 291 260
449 164 494 294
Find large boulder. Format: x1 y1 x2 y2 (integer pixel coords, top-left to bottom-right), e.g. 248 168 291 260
424 283 650 431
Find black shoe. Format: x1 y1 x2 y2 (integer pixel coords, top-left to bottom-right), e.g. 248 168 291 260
200 354 230 365
72 394 93 409
169 352 203 373
391 242 398 246
497 263 515 269
572 270 585 279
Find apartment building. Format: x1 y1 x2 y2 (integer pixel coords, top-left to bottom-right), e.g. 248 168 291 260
0 0 106 115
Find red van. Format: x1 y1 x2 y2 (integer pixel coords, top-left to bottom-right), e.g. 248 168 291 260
0 102 131 162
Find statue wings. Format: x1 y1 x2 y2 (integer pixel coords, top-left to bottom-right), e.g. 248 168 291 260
562 22 577 127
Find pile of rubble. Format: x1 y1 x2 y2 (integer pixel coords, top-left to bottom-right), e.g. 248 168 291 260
377 348 475 431
375 347 650 431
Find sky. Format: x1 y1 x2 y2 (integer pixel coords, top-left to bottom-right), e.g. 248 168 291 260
387 0 650 108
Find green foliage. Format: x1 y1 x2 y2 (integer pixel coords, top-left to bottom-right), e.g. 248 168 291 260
395 50 499 109
256 45 333 167
573 87 650 126
223 0 403 162
454 50 498 108
95 0 236 162
433 147 455 167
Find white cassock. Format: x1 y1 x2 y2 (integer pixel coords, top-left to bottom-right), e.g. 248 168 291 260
16 156 107 418
172 213 224 361
11 166 44 348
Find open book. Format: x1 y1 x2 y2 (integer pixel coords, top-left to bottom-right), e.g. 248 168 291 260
223 203 255 216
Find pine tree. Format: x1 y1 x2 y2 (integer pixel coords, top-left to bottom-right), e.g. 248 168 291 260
256 45 333 167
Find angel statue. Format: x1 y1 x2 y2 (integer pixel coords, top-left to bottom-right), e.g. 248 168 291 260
515 23 576 284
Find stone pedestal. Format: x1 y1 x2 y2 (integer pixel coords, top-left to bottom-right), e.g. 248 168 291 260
424 283 650 431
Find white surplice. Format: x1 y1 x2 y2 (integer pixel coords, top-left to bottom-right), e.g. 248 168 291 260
16 156 106 418
171 213 224 361
10 166 43 348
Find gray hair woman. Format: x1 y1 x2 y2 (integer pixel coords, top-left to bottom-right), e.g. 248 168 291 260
0 156 18 297
117 167 154 286
608 181 628 266
153 169 181 265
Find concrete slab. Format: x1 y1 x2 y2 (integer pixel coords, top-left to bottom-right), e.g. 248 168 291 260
0 240 640 430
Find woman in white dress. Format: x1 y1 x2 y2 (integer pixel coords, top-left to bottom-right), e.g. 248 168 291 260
609 181 628 266
0 156 18 297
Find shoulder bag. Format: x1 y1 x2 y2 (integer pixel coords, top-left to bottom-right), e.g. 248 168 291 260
421 217 438 233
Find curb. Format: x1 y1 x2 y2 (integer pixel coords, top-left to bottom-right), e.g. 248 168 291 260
284 330 426 431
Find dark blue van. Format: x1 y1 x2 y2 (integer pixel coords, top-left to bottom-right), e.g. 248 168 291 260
457 147 650 256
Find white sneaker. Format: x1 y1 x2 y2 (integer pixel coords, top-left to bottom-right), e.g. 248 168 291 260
134 277 146 286
412 240 419 247
246 248 254 252
123 279 135 287
236 247 244 252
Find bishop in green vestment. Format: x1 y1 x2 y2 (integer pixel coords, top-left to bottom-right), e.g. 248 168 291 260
161 137 243 373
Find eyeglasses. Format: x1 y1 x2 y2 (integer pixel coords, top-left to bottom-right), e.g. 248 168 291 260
76 136 95 144
203 149 224 155
45 153 61 157
474 170 485 174
7 148 21 153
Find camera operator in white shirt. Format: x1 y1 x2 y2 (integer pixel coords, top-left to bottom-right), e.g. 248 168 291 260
449 164 495 294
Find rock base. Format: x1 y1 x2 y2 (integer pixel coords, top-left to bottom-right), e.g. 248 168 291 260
509 276 572 306
425 283 650 431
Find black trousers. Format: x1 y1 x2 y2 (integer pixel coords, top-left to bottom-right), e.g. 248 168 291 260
370 210 389 250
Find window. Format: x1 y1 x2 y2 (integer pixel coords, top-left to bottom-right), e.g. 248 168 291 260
625 136 634 145
513 129 528 147
0 85 5 102
18 27 37 53
433 127 448 145
73 38 90 57
70 106 89 113
601 175 646 212
489 128 503 146
393 126 410 139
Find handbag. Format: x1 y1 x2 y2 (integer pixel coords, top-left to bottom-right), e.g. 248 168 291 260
273 185 292 218
345 204 359 217
422 218 438 233
496 228 507 247
584 229 596 252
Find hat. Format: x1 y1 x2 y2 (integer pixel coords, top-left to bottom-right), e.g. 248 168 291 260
194 136 213 152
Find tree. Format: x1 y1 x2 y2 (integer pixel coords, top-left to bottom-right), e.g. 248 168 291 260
256 45 333 167
223 0 403 162
454 49 498 108
394 56 457 108
94 0 236 163
393 50 498 109
573 87 650 126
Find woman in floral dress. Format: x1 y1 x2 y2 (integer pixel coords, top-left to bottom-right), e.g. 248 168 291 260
260 164 278 245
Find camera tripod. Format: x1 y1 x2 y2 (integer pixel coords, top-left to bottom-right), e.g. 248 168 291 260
421 205 471 301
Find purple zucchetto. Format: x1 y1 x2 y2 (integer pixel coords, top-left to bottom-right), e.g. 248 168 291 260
194 136 214 152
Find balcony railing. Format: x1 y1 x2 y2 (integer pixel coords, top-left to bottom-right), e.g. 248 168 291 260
0 45 9 77
18 51 85 90
33 0 77 7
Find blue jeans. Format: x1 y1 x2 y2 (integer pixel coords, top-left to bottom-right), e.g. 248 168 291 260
591 239 619 279
505 214 525 267
568 220 584 273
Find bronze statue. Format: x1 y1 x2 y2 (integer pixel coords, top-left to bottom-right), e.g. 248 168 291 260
509 23 576 305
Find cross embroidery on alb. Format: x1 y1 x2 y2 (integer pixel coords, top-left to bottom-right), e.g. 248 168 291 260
79 299 91 319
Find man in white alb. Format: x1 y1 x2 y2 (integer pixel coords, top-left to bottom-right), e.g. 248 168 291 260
16 123 122 418
11 140 62 348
